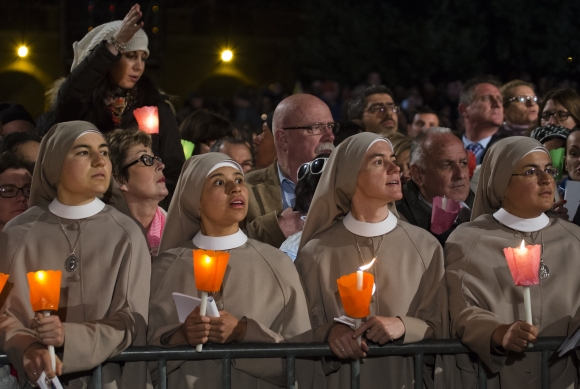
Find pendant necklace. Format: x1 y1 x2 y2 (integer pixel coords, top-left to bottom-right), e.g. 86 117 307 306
353 234 385 268
519 230 549 280
57 218 88 272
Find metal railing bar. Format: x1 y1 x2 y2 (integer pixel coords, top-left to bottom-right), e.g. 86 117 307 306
158 359 167 389
92 364 101 389
350 359 360 389
414 353 423 389
286 356 295 389
222 357 231 389
541 350 550 389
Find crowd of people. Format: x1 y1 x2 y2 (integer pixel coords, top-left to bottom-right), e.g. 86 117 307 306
1 4 580 389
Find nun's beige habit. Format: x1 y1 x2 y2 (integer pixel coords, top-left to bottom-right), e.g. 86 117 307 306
295 132 458 389
147 153 311 388
0 121 151 388
446 136 580 388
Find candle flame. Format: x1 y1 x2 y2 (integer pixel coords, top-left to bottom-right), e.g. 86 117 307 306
36 271 46 281
204 256 211 264
358 258 376 271
146 116 156 127
520 240 526 250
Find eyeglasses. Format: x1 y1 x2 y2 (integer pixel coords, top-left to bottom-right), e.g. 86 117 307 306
506 95 541 105
365 104 399 115
122 154 162 170
541 111 571 122
298 157 328 181
0 185 31 198
511 167 558 179
281 122 339 135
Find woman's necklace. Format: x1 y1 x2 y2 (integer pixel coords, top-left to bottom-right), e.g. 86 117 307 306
519 230 549 280
353 234 385 268
57 218 88 272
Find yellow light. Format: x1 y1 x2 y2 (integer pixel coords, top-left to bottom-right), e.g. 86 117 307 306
221 50 233 62
17 46 28 58
152 27 159 34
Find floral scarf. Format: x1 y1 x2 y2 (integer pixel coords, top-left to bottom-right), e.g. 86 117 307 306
103 87 137 126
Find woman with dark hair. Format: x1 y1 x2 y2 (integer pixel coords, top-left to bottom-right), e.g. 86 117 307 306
0 132 41 165
539 88 580 130
179 109 234 155
53 4 184 197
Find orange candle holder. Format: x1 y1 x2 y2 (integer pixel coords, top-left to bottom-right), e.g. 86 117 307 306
193 250 230 293
27 270 61 312
0 273 8 294
337 272 374 318
503 241 541 286
133 106 159 134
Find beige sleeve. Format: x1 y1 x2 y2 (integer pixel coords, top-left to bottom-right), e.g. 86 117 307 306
244 212 286 248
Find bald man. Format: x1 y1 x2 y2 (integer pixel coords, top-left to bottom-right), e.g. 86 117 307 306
244 94 336 247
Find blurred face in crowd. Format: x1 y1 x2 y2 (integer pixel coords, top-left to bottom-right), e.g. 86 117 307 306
461 83 504 129
503 85 539 126
395 148 411 186
200 166 248 235
13 140 40 164
361 93 398 135
411 133 470 203
0 168 31 230
253 122 276 169
58 132 112 206
407 113 439 137
503 151 555 218
275 96 335 181
541 100 579 130
542 138 566 151
566 131 580 181
119 144 168 203
109 50 147 90
2 120 34 135
218 142 253 173
354 141 402 207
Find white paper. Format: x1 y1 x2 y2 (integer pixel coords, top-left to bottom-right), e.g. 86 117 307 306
37 372 63 389
557 326 580 356
172 292 219 323
565 181 580 220
333 315 356 329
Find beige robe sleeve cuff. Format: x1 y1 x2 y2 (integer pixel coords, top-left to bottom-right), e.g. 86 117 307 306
5 333 42 374
399 316 432 344
241 317 285 343
244 212 286 248
461 318 507 373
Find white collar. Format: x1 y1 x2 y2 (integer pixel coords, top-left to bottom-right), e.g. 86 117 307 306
192 229 248 250
343 211 397 237
493 208 550 232
48 198 105 219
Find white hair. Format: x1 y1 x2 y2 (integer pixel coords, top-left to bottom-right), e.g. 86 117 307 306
409 127 453 169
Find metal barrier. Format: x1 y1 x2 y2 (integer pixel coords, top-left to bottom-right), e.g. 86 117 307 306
0 337 565 389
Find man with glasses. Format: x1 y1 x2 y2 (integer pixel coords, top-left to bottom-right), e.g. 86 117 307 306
244 94 336 248
0 152 32 231
458 76 508 165
347 85 399 135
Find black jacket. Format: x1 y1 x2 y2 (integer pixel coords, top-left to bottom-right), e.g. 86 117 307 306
54 40 184 199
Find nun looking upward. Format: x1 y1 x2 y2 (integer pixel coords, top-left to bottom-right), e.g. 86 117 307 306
0 121 150 387
295 132 458 388
147 153 311 388
445 136 580 388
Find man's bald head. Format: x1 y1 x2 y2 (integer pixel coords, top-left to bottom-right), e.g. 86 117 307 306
272 94 331 135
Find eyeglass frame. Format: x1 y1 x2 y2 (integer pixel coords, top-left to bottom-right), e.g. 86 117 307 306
0 185 31 198
511 167 558 179
280 122 340 135
121 154 163 170
364 103 399 115
505 95 541 105
540 110 572 122
297 157 328 181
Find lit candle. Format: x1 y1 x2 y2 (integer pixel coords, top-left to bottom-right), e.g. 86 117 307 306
193 250 230 352
27 270 61 372
441 196 448 211
503 240 541 325
133 106 159 134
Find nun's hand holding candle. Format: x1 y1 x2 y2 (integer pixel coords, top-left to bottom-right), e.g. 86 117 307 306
445 136 580 388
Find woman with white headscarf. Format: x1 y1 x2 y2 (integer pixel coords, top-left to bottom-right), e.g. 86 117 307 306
295 132 458 388
0 121 150 388
446 136 580 388
147 153 311 388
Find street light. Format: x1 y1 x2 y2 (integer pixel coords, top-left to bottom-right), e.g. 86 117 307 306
17 46 28 58
221 50 233 62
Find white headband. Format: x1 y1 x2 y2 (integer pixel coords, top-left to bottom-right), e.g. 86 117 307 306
366 138 393 151
207 161 243 177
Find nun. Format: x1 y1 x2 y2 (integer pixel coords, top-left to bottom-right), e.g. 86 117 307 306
295 132 458 388
147 153 311 388
446 136 580 388
0 121 151 388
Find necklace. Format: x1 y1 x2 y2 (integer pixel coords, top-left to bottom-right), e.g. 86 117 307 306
518 230 549 280
57 218 88 272
353 234 385 268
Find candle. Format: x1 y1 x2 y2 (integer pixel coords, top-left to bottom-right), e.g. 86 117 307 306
0 273 8 294
503 240 541 325
133 106 159 134
27 270 61 372
554 190 561 202
442 196 447 211
193 250 230 352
